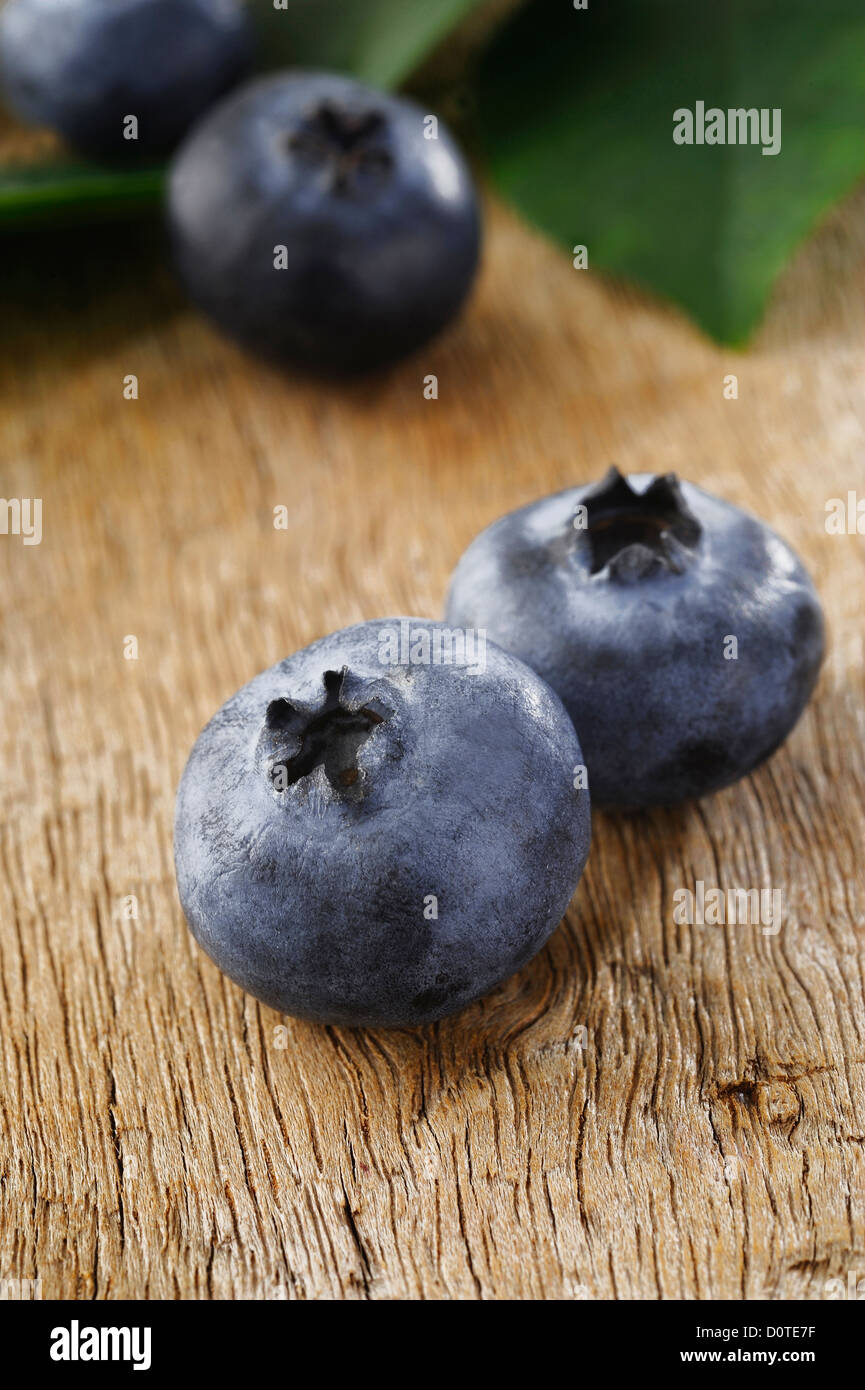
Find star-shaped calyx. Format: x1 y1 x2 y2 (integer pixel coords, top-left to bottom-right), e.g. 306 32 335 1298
579 466 702 581
286 101 393 196
261 667 391 797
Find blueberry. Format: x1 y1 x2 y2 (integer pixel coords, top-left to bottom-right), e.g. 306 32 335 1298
166 72 482 373
174 619 590 1027
0 0 254 160
445 469 825 808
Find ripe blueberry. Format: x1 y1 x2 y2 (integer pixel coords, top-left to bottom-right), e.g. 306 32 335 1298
0 0 254 160
445 469 825 808
174 620 590 1027
166 72 482 373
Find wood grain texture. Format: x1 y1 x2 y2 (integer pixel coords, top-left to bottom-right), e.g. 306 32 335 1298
1 114 864 1300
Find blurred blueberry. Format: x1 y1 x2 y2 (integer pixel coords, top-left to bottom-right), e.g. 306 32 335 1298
167 71 481 372
0 0 254 159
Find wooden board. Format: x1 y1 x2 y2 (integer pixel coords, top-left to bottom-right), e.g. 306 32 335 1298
1 116 864 1299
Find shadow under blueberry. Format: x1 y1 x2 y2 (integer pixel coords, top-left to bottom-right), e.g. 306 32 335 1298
1 214 182 366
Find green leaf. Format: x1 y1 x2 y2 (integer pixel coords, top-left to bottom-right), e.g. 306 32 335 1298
251 0 486 89
479 0 865 343
0 161 164 226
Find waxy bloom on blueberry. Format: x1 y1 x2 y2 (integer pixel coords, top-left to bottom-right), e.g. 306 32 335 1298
174 620 591 1027
445 469 825 807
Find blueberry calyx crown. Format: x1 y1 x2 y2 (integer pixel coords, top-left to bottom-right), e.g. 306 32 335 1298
580 466 702 582
261 667 391 797
286 101 394 196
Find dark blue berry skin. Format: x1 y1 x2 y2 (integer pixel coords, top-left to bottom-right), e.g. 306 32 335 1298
166 72 482 374
445 470 825 809
0 0 253 160
174 620 590 1028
